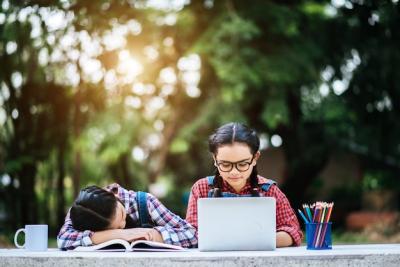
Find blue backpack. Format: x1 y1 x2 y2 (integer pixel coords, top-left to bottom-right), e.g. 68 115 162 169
136 191 154 228
206 176 276 197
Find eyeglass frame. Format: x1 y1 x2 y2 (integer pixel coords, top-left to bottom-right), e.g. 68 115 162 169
214 155 255 173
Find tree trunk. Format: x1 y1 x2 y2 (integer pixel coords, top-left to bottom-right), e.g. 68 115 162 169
72 86 82 198
147 111 180 185
109 163 123 186
57 145 66 229
73 151 81 198
19 164 37 225
279 88 330 210
42 164 53 229
109 154 132 188
6 180 19 231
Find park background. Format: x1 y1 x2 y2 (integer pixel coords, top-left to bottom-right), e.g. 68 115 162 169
0 0 399 246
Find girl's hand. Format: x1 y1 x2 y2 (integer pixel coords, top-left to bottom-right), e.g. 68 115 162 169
120 228 154 242
91 228 164 244
121 228 164 243
276 231 293 247
149 229 164 243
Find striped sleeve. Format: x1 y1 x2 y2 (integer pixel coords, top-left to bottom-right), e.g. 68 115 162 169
56 210 94 250
147 193 198 248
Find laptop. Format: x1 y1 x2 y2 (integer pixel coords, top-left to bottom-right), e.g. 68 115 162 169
197 197 276 251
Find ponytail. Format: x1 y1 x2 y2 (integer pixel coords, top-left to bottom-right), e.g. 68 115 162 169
249 167 260 197
211 169 223 198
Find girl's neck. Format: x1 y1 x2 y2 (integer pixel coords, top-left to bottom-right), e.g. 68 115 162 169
227 179 247 193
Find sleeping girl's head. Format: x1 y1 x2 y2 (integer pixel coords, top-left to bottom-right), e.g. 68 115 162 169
70 185 137 231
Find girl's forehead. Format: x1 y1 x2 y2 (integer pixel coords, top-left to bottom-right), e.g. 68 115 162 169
215 142 253 160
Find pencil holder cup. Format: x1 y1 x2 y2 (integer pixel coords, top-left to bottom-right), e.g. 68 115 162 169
305 222 332 250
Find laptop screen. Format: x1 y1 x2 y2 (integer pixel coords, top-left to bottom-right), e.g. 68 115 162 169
197 197 276 251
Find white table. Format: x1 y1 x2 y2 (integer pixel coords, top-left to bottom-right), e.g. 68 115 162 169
1 244 400 267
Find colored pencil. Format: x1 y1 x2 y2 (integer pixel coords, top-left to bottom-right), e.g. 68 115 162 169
298 209 309 223
304 204 313 223
315 203 327 247
319 203 334 247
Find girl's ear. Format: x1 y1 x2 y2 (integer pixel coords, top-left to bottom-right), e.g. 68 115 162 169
212 155 218 167
253 151 261 164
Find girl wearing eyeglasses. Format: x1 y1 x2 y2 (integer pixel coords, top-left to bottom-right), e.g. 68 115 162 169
185 122 302 247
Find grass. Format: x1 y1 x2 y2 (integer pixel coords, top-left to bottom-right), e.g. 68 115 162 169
332 230 371 244
0 233 58 248
300 230 371 246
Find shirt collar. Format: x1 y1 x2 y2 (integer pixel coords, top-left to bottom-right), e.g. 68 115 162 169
220 176 269 194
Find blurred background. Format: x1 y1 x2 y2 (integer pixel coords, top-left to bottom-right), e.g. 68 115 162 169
0 0 399 247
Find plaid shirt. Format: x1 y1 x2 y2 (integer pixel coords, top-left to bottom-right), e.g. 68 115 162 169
57 183 198 249
186 176 303 246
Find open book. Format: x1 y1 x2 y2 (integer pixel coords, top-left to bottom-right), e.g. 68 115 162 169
72 239 186 252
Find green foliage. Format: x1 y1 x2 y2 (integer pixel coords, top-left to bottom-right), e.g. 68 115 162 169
362 170 400 191
170 138 189 154
196 13 265 102
261 92 289 129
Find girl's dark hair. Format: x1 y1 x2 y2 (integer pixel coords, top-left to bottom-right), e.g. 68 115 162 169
70 185 118 231
208 122 260 197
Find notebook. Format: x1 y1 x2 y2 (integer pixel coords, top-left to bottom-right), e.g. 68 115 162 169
197 197 276 251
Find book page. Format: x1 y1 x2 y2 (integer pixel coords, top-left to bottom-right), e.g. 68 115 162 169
130 240 185 251
72 239 130 252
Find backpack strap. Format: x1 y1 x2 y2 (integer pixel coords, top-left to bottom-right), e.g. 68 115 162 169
206 176 214 186
259 179 277 192
137 191 153 228
206 176 216 197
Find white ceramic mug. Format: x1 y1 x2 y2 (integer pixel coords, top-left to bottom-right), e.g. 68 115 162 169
14 224 48 251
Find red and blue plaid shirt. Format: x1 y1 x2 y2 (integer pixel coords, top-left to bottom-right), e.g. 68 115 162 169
57 183 198 249
186 176 303 246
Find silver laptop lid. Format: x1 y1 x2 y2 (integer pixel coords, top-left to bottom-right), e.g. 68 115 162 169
198 197 276 251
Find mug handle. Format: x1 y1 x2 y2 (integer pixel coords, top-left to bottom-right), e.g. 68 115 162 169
14 228 25 249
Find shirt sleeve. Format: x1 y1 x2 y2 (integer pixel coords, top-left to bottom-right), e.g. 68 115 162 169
56 210 94 250
147 193 198 248
185 181 201 229
270 185 303 246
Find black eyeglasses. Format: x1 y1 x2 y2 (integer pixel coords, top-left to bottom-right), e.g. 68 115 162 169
215 156 255 172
